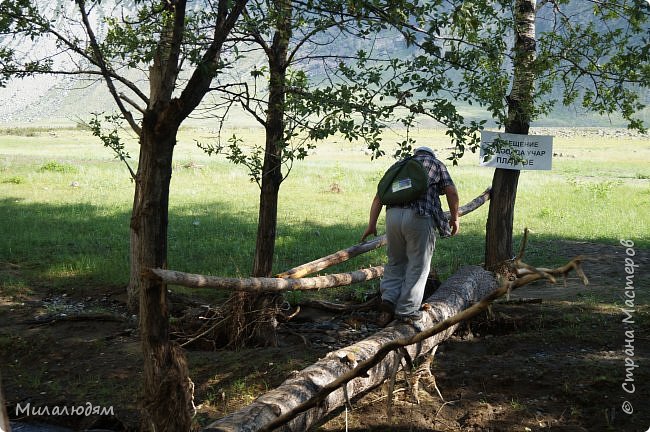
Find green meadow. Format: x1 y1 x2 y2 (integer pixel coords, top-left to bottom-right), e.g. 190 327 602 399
0 125 648 299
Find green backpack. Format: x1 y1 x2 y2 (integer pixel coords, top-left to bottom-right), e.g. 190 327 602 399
377 156 428 205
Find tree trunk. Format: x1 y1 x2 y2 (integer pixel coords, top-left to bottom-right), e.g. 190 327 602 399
485 169 520 269
485 0 536 270
252 0 291 278
229 0 293 347
134 117 194 432
203 266 498 432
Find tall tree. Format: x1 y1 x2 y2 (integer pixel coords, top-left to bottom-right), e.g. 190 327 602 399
485 0 536 269
484 0 649 267
1 0 248 429
223 0 295 347
358 0 649 268
200 0 436 345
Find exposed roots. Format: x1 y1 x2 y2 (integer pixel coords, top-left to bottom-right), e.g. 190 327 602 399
142 343 195 432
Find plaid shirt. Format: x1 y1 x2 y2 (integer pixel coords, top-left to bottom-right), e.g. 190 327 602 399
388 152 455 236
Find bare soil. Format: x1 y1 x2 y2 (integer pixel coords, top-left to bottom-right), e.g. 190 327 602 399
1 241 649 432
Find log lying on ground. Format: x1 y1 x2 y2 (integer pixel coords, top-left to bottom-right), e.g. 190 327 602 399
276 187 491 279
203 265 498 432
145 266 384 292
205 238 587 432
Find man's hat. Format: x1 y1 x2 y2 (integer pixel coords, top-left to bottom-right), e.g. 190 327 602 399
414 146 435 156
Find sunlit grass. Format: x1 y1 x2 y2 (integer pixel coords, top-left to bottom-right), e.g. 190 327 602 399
0 126 648 294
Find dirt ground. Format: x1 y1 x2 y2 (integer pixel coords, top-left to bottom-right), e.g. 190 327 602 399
1 241 649 431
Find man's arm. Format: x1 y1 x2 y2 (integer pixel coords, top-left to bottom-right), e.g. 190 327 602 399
444 185 460 236
361 194 383 242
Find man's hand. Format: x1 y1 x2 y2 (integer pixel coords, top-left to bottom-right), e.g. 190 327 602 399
360 225 377 242
449 218 459 236
444 185 460 237
361 194 383 242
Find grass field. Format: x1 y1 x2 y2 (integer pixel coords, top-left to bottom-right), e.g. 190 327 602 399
0 125 648 298
1 125 649 431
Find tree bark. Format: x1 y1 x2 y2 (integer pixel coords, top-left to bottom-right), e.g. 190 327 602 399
485 169 520 268
276 236 388 279
485 0 536 270
253 0 292 278
147 266 384 292
203 266 498 432
134 117 196 432
230 0 293 348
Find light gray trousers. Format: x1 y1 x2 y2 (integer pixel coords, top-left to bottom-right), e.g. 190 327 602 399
381 207 436 319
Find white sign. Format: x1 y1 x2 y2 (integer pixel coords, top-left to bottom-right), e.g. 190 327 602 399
479 131 553 170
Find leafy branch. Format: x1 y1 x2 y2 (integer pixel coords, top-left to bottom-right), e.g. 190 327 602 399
88 113 136 181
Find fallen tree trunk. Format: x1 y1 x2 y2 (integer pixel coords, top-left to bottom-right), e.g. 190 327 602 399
145 266 384 292
147 188 491 292
203 265 498 432
275 236 387 279
276 187 491 279
204 231 587 432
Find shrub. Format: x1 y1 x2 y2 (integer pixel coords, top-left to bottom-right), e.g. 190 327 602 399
2 176 25 184
37 161 78 174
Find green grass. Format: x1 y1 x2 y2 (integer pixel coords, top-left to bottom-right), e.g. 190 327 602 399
0 126 648 295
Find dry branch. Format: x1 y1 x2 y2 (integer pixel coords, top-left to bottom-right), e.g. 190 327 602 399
145 266 384 292
510 229 588 288
296 297 379 313
455 187 491 217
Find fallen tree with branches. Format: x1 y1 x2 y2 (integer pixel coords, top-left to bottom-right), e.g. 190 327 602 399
143 188 590 431
202 230 588 431
148 187 492 292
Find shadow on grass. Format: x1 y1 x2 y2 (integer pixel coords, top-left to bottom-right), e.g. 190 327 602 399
1 197 649 431
0 196 647 302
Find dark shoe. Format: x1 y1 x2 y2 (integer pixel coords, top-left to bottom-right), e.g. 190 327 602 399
397 315 426 332
379 300 395 314
376 300 395 327
376 310 394 327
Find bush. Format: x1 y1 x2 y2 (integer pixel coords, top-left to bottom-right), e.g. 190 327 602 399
2 176 25 184
37 161 78 174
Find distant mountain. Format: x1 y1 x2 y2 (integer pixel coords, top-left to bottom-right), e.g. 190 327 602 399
0 1 647 129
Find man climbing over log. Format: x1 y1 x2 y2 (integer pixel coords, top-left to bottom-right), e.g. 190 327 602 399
361 146 460 328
